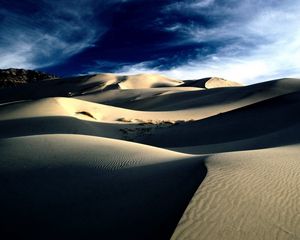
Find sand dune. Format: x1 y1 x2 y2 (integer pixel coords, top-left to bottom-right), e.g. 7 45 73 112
78 78 300 116
135 90 300 150
0 96 218 123
1 73 300 239
0 134 205 239
0 73 185 103
172 145 300 240
118 73 183 89
180 77 241 89
3 78 300 124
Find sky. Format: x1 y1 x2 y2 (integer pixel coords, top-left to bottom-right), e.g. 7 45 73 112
0 0 300 84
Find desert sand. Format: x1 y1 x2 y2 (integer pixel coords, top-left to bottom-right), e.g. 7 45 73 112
0 73 300 239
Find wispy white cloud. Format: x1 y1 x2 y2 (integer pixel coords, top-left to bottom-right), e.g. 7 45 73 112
164 0 215 13
3 0 299 84
120 0 300 84
0 0 105 69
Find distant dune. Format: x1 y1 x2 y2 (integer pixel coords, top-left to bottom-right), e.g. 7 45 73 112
0 71 299 239
180 76 241 88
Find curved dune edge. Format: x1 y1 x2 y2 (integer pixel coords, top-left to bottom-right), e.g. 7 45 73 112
0 134 206 239
171 144 300 240
1 76 300 239
0 96 226 123
118 73 183 89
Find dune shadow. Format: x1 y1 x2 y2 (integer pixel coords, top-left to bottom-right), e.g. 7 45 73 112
0 116 121 139
0 156 207 240
1 110 300 154
137 90 300 150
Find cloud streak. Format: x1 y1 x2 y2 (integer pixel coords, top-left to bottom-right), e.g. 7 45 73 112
118 0 300 84
0 0 104 69
1 0 300 84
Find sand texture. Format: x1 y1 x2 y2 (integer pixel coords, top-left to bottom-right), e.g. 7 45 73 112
0 73 300 239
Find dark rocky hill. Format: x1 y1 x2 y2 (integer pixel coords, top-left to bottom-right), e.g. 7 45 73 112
0 68 58 88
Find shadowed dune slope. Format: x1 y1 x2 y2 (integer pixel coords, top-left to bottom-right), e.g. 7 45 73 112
180 77 241 89
0 96 228 123
1 87 300 152
1 74 300 240
0 134 206 240
0 73 183 103
135 91 300 151
0 116 122 139
77 78 300 112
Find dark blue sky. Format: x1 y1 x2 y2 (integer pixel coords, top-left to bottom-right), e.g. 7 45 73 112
0 0 299 83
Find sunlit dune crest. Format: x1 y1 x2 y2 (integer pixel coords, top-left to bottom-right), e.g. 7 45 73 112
0 71 300 239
